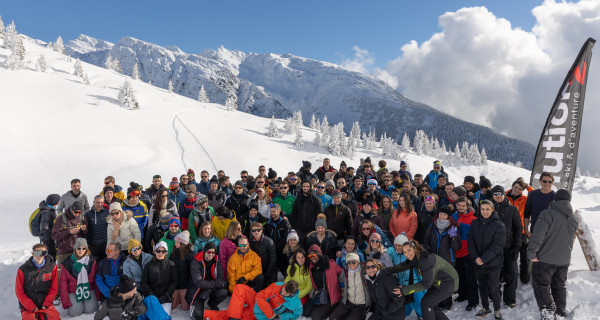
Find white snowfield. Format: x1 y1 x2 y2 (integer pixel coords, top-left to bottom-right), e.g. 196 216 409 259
0 36 599 320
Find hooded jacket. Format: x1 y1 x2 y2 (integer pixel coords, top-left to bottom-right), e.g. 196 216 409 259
123 252 153 288
273 193 297 217
225 192 251 219
308 244 344 305
423 221 460 265
388 252 459 296
291 191 323 234
38 201 57 242
107 211 142 251
494 198 523 251
527 200 578 265
254 282 303 320
51 208 88 255
467 211 506 269
140 257 177 300
185 251 227 305
365 269 404 320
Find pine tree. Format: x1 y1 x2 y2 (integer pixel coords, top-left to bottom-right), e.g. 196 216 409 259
321 122 330 147
329 124 341 156
14 37 25 63
117 80 139 110
314 127 322 146
131 63 141 80
337 123 347 156
54 36 65 54
168 80 174 92
225 94 237 111
83 73 90 85
461 142 470 161
321 115 329 131
454 143 462 159
401 133 411 151
3 21 17 50
3 50 21 70
35 54 47 72
293 111 303 127
197 85 209 103
309 113 317 129
73 59 84 78
46 41 53 49
294 127 304 147
350 121 361 149
413 130 426 155
267 115 281 138
480 148 488 166
0 16 4 36
284 117 295 134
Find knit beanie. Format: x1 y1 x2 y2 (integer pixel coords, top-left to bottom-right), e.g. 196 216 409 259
369 232 381 242
367 179 378 186
169 177 179 188
45 194 60 207
331 190 342 198
554 189 571 202
452 186 467 198
491 185 505 194
302 160 312 169
210 176 218 184
103 186 115 194
479 176 492 189
186 184 197 194
168 216 181 227
128 238 142 253
423 196 435 204
325 180 335 187
287 230 299 242
346 253 360 262
204 241 217 253
195 194 207 205
174 230 190 245
235 180 244 187
109 202 122 212
268 168 277 179
154 241 168 252
73 238 88 250
119 275 136 294
464 176 476 185
315 216 327 229
71 201 84 212
340 161 347 167
187 168 195 176
394 233 408 245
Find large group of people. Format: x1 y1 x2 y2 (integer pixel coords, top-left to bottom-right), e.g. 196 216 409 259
17 158 577 320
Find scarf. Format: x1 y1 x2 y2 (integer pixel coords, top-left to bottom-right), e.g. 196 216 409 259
435 218 450 230
72 255 91 302
348 266 361 274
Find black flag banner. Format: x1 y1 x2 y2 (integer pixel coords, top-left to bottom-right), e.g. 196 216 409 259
530 38 595 190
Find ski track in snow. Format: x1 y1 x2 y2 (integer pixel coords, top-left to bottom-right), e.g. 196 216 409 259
171 109 193 171
172 110 218 173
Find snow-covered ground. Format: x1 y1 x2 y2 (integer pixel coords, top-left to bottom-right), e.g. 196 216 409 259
1 37 599 319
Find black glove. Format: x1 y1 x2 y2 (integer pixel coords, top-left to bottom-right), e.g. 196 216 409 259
218 280 228 288
405 293 415 303
513 248 519 260
237 277 246 284
158 295 170 304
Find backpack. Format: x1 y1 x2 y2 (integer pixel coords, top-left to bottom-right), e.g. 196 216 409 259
29 208 42 237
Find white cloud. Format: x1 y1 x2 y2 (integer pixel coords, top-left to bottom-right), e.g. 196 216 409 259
341 46 375 74
377 0 600 171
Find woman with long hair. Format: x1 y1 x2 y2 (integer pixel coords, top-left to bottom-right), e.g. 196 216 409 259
364 233 392 267
415 195 439 244
59 238 99 316
107 204 141 253
148 187 178 225
378 195 394 232
389 193 418 240
281 230 302 277
193 221 221 253
218 220 242 279
387 240 459 320
335 236 365 269
303 245 343 320
249 187 273 219
170 231 195 311
364 258 405 320
285 248 313 305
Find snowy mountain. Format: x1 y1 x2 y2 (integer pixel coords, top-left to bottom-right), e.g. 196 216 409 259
1 33 600 320
65 34 535 167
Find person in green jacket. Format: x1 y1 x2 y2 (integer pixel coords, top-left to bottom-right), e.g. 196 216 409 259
187 195 215 244
273 181 296 218
159 217 182 256
284 248 312 305
387 240 458 320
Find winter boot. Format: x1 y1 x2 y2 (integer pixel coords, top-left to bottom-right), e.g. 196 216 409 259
476 308 491 317
494 310 503 319
540 308 555 320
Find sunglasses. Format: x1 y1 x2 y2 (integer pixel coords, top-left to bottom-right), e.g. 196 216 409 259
316 186 325 189
105 249 114 254
169 224 179 228
368 183 376 186
205 250 216 255
161 195 168 198
155 249 167 254
542 180 554 184
131 246 141 252
290 178 297 181
259 169 266 172
365 265 377 270
256 181 265 184
238 244 248 248
241 176 248 179
33 250 48 257
362 227 371 231
370 239 381 243
73 210 82 214
186 191 194 194
308 254 318 259
75 247 87 251
251 229 262 233
384 179 391 182
280 186 288 189
111 211 120 216
269 203 278 208
493 192 504 196
104 181 111 185
347 261 358 265
234 186 243 189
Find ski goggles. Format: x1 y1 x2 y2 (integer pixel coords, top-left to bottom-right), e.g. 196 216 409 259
33 250 48 257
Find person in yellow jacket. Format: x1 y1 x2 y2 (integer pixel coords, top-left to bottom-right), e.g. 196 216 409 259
284 248 313 305
101 176 126 201
212 207 237 240
227 236 264 293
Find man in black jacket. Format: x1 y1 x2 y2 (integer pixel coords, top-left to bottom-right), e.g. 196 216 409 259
186 242 228 319
491 185 522 308
86 195 110 261
291 181 323 244
323 190 352 241
249 222 278 285
528 189 578 319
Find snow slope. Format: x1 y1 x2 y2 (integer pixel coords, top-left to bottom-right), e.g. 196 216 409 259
1 36 599 319
65 35 536 167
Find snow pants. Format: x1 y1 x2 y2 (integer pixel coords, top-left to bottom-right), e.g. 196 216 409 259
502 248 518 305
475 267 501 311
420 281 454 320
204 284 257 320
456 256 479 306
532 261 568 312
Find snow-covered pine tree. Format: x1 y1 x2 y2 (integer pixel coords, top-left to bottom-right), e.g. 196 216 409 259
35 54 47 72
480 148 488 166
461 142 470 161
423 135 434 155
226 95 237 111
0 16 4 36
294 127 304 147
380 133 389 156
73 59 84 78
3 50 21 70
413 130 426 155
83 73 90 85
117 80 139 110
309 113 317 129
329 124 341 156
468 143 481 165
440 141 447 157
401 133 411 151
320 122 330 147
14 37 25 63
454 143 462 159
54 36 65 54
2 21 17 50
314 127 322 146
321 115 329 132
337 122 347 156
293 111 303 127
168 80 174 92
197 85 209 103
267 115 281 138
345 136 355 158
46 41 53 49
131 62 141 80
284 117 295 134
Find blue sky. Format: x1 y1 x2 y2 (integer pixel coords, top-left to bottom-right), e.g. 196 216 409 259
1 1 538 69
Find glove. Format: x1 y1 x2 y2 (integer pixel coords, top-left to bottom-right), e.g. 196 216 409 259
217 280 228 288
158 295 170 304
237 277 246 284
448 226 458 238
405 293 415 303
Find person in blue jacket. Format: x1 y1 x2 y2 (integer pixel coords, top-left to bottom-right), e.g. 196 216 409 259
96 242 127 299
387 233 425 319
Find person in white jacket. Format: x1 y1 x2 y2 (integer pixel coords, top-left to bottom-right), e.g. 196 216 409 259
107 203 141 253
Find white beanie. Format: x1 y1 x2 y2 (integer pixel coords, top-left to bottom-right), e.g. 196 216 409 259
154 241 168 252
174 230 190 245
109 202 122 212
394 233 409 246
287 230 299 242
367 179 378 186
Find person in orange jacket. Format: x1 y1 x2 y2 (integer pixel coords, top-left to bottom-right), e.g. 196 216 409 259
227 236 265 292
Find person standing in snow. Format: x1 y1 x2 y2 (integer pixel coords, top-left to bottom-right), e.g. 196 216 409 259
38 194 61 260
56 178 90 214
528 189 578 319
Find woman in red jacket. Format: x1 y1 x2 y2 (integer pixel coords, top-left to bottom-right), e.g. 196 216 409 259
59 238 100 316
389 194 418 240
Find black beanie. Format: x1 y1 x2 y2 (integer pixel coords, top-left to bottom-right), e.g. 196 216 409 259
464 176 476 184
204 241 218 253
45 194 61 207
302 160 312 169
479 176 492 189
268 168 277 179
340 161 347 167
210 176 219 184
491 185 505 194
119 275 136 294
554 189 571 202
